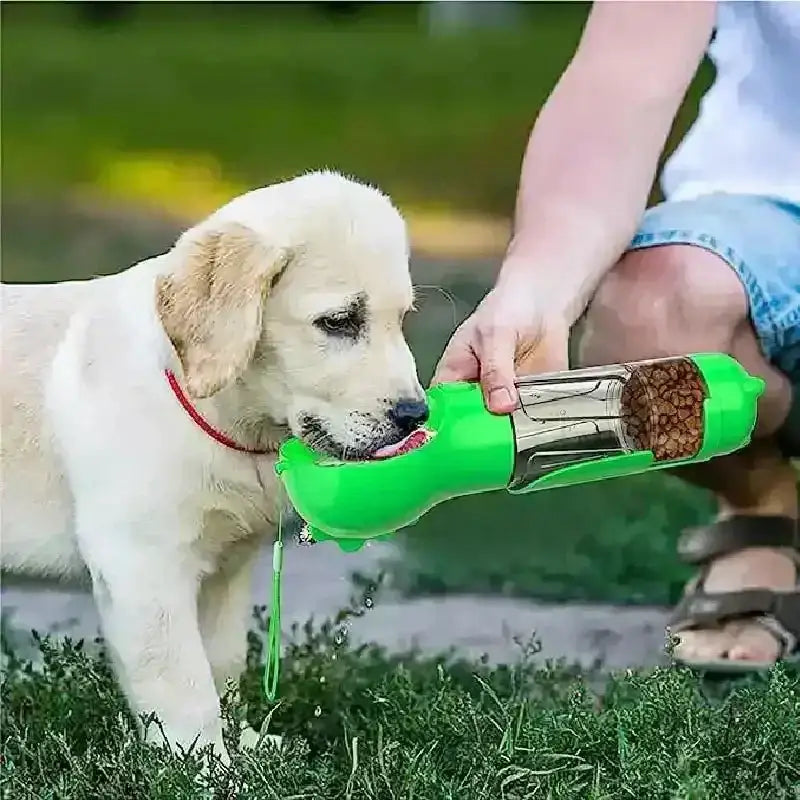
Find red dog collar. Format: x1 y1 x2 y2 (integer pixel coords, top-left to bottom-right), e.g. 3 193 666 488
164 370 271 455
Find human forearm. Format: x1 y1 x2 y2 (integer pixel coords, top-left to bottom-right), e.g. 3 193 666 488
499 1 717 326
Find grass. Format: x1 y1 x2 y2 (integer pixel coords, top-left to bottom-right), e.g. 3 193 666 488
378 472 713 607
0 2 582 217
1 2 711 219
3 601 800 800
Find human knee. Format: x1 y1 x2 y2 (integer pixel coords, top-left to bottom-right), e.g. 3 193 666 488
578 245 748 366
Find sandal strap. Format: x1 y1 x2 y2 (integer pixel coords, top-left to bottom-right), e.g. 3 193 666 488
669 587 800 656
677 516 799 566
755 615 797 659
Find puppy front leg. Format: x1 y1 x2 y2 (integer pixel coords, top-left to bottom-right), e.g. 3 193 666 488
82 527 227 760
198 535 263 697
198 533 286 752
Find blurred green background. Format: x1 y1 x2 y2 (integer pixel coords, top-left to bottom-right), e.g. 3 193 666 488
2 1 718 606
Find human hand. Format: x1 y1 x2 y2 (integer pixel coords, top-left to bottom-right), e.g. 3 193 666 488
431 272 570 414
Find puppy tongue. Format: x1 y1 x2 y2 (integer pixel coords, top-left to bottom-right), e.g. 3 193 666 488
369 429 431 460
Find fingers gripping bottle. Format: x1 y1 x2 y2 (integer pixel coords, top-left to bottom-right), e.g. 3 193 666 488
275 353 764 551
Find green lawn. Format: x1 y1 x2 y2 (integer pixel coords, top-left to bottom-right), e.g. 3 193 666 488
1 2 710 218
379 473 713 607
3 615 799 799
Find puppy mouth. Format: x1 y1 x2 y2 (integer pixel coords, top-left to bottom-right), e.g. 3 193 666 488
298 415 432 462
368 428 432 460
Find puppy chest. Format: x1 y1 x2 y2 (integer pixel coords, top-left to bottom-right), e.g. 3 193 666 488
196 505 267 573
195 480 278 571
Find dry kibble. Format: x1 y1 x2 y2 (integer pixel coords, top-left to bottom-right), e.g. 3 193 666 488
619 358 706 461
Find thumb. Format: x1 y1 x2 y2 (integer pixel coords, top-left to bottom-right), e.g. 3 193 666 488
478 327 518 414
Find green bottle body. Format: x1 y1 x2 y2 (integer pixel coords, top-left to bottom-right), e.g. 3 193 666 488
275 353 764 550
276 381 514 549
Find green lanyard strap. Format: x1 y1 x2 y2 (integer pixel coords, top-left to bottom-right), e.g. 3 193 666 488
263 511 284 702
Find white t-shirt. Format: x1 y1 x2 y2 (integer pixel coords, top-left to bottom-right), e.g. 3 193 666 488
661 0 800 205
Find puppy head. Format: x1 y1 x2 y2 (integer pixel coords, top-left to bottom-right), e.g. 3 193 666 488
156 172 426 459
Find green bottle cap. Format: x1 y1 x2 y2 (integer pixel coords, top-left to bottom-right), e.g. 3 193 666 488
690 352 764 459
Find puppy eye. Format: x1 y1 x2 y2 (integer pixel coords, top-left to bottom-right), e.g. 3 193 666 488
314 312 362 338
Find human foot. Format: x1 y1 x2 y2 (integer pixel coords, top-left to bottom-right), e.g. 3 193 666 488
668 516 799 669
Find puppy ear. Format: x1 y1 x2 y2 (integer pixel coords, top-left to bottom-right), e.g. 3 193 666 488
156 222 288 399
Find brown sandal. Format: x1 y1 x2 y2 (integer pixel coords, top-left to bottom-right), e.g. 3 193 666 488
668 515 800 672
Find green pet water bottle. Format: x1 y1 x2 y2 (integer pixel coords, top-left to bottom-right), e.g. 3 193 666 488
275 353 764 552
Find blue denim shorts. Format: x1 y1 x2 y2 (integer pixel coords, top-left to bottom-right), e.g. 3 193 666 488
628 192 800 385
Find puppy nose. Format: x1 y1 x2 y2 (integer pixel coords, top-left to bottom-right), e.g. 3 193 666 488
389 398 429 434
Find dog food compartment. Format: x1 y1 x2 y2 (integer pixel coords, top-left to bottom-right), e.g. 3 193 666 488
508 357 708 491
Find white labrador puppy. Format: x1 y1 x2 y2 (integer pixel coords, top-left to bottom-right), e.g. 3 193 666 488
1 171 427 760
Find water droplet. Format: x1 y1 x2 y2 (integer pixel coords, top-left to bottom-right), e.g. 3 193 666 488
364 597 374 609
319 675 326 684
334 627 348 646
314 705 322 717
